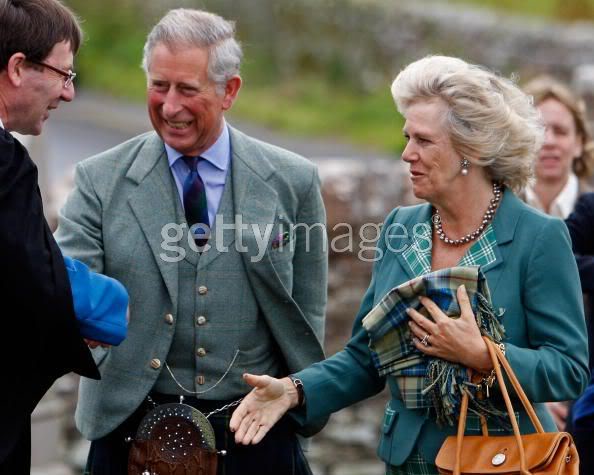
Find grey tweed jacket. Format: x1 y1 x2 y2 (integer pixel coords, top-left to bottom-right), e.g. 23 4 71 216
55 126 328 439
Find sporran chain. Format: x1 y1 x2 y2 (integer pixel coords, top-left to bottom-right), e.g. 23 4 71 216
165 349 240 396
154 349 243 419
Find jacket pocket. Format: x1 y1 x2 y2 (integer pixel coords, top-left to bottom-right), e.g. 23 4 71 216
378 402 399 463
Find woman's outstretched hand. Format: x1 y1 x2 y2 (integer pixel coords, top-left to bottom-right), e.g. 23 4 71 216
230 374 299 445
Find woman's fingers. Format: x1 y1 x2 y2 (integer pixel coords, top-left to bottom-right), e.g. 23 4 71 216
408 319 427 340
242 417 265 445
418 296 448 323
406 306 437 335
406 287 486 368
251 421 270 445
412 335 438 355
456 285 475 321
231 412 251 442
230 374 291 445
243 373 271 390
229 374 269 436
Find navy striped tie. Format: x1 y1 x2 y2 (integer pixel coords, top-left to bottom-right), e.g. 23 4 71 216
182 156 209 247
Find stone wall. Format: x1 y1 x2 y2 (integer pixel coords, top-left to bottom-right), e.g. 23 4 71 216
192 0 594 97
307 158 416 475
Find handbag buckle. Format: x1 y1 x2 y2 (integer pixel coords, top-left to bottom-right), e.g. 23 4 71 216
491 452 506 466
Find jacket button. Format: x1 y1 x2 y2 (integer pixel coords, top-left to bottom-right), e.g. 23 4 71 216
196 347 206 357
198 285 208 295
196 315 206 326
196 375 205 385
150 358 161 369
164 313 174 325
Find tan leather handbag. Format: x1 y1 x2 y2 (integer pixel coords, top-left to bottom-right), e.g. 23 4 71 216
435 336 579 475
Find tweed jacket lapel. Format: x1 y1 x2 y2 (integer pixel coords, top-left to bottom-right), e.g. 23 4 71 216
126 133 180 308
227 127 278 265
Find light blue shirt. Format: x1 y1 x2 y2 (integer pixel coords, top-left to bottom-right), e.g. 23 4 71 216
165 122 231 228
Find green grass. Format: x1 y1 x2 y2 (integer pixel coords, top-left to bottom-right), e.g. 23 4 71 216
232 77 405 153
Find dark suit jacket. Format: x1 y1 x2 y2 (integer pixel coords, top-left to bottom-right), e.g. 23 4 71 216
0 128 99 465
566 192 594 371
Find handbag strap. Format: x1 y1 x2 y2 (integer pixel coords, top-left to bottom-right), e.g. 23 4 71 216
453 336 545 475
489 338 544 433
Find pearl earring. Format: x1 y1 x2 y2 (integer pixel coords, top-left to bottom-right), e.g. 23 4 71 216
461 158 470 176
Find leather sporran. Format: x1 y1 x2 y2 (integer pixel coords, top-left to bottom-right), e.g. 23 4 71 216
435 337 579 475
128 402 219 475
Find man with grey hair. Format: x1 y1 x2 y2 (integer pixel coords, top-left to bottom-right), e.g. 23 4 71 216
55 8 327 474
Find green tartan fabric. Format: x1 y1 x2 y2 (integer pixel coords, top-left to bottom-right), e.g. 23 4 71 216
387 449 437 475
402 222 433 277
362 225 505 426
402 221 496 277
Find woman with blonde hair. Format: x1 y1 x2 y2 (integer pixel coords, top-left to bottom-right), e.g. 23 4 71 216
522 76 594 218
229 56 589 474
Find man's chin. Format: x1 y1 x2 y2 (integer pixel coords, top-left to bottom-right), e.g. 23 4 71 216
12 125 43 136
28 124 44 136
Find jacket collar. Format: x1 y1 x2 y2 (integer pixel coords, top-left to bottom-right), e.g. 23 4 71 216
392 187 522 282
490 187 522 245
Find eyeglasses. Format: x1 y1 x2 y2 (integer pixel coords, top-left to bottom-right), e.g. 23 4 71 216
28 59 76 88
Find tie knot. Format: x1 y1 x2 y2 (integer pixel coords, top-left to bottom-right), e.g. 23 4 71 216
182 156 199 172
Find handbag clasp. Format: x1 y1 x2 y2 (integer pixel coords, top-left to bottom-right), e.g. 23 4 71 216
491 452 506 466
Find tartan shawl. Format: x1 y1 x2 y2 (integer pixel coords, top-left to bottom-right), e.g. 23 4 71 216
362 265 505 426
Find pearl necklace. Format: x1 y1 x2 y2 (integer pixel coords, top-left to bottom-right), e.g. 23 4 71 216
433 183 502 246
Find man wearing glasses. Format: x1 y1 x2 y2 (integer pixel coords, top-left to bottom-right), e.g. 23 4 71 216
29 59 76 88
0 1 129 473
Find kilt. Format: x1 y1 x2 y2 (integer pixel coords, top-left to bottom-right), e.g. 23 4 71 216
387 449 438 475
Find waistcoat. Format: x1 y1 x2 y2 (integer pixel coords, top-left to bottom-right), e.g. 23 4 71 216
153 164 283 399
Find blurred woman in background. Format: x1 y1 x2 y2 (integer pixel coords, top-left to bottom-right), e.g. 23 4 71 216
522 76 594 218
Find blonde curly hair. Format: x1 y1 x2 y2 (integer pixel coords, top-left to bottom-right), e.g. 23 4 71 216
391 55 544 192
523 75 594 179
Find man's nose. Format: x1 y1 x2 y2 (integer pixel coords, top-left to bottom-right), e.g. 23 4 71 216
61 83 75 102
401 142 416 162
162 90 183 117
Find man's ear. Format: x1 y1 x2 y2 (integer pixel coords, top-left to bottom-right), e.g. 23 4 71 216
221 76 242 111
6 53 27 87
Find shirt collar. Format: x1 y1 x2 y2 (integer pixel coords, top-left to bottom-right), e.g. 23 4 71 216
525 173 579 219
553 173 579 218
0 117 4 129
165 120 230 171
